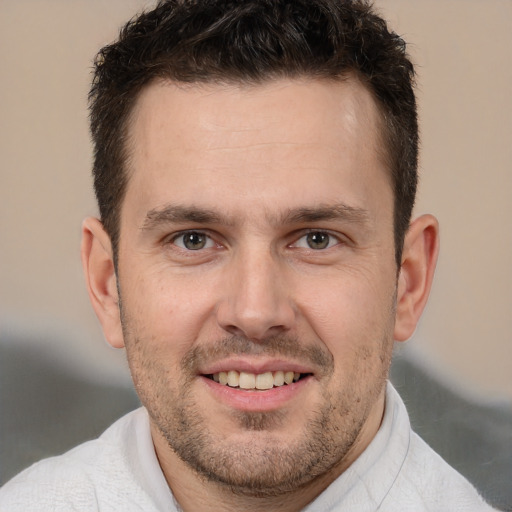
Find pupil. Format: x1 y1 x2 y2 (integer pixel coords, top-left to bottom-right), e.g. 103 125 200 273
307 232 329 250
184 232 206 250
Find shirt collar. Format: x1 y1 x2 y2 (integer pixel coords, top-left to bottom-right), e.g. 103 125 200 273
303 381 411 512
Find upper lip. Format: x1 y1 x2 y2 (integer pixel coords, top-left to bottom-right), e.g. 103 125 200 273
199 357 315 376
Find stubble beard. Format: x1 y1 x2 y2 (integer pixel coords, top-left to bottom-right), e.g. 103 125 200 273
122 325 392 498
156 384 367 497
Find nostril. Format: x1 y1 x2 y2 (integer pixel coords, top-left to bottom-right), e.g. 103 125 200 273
222 324 247 338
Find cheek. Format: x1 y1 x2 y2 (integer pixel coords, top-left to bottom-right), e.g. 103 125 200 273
120 266 221 354
296 266 396 357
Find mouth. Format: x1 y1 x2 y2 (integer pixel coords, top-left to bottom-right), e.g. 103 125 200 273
200 364 315 411
204 370 312 390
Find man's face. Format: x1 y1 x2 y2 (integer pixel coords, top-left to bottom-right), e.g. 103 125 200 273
116 78 398 494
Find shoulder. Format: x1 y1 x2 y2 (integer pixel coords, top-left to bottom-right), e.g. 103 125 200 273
384 431 499 511
377 383 499 511
0 408 155 512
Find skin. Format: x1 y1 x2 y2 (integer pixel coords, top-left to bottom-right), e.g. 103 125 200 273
82 77 439 511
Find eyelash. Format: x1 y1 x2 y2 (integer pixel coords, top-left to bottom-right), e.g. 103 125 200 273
167 229 343 252
169 231 217 251
291 230 342 250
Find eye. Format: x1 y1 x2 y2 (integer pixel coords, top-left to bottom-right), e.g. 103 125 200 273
172 231 215 251
293 231 339 250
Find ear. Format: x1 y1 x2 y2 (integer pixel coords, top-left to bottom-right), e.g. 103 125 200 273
81 217 125 349
394 214 439 342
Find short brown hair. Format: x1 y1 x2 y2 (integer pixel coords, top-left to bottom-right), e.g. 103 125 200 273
89 0 418 265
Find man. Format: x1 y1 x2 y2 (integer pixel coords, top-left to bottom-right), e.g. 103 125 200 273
0 0 499 510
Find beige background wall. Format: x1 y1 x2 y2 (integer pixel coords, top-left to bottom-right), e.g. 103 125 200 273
1 1 511 400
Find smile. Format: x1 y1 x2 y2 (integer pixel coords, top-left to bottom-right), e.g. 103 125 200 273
207 370 307 390
201 367 314 411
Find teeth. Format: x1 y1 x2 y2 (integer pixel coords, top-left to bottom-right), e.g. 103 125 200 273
239 372 256 389
227 370 239 387
273 370 285 386
210 370 304 390
255 372 274 390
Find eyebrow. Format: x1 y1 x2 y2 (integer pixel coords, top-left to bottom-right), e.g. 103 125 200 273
279 204 370 226
141 205 230 231
141 202 370 231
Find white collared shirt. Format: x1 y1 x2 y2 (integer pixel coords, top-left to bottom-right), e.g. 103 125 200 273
0 383 498 511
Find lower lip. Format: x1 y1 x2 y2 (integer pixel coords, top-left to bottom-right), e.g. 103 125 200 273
200 375 312 412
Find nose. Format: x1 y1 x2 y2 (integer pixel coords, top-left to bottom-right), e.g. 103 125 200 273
216 248 296 341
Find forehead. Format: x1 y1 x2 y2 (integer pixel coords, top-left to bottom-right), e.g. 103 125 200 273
123 77 391 225
128 76 384 156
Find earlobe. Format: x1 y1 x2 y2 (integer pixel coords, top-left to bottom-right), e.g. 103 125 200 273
81 217 125 349
394 214 439 342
